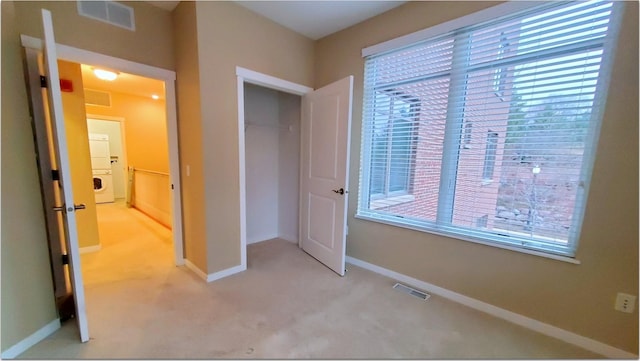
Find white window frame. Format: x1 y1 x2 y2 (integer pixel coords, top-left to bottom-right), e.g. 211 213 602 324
356 1 625 263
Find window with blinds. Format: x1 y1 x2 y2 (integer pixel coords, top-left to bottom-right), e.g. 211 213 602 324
357 1 621 258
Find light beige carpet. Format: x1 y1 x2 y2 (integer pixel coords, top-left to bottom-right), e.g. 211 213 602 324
18 201 600 359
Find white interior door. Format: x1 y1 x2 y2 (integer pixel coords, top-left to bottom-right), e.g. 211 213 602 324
41 9 90 342
300 76 353 276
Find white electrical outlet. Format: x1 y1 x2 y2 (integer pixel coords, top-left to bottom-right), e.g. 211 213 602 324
614 293 636 313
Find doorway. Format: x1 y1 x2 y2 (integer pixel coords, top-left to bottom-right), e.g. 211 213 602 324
236 67 312 270
236 67 354 277
80 65 175 276
21 35 184 264
21 32 183 342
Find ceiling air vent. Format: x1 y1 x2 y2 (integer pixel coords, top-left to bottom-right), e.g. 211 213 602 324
84 89 112 107
77 1 135 31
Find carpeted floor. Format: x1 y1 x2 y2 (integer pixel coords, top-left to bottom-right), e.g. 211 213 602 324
18 200 600 359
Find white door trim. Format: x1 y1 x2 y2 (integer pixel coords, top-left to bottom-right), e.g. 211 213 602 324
236 66 312 269
21 34 184 266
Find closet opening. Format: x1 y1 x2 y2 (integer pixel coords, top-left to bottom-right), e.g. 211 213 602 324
236 67 313 269
243 83 301 248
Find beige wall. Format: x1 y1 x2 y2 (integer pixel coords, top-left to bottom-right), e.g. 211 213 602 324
1 1 58 351
59 60 100 249
177 1 315 274
315 1 639 354
14 0 174 71
172 1 208 271
2 0 175 352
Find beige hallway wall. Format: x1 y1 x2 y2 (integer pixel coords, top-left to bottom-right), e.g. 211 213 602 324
314 1 639 354
58 60 100 249
87 92 169 173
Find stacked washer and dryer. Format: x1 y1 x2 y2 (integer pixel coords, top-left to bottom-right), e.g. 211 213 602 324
89 133 115 204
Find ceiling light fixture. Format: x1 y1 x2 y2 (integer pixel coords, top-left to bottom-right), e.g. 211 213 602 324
93 68 119 81
151 94 160 100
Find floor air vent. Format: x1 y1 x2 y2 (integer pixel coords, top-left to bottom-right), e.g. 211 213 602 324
393 283 431 301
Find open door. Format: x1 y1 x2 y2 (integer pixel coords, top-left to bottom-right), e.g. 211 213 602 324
300 76 354 276
39 9 90 342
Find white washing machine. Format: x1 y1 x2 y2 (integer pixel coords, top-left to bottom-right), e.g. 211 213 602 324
93 169 115 204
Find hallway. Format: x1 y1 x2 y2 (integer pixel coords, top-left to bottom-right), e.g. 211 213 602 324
81 200 173 287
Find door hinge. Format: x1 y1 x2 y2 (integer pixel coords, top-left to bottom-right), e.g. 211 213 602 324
40 75 48 88
61 254 69 265
51 169 60 181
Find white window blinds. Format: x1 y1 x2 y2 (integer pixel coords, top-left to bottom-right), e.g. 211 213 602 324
358 1 621 258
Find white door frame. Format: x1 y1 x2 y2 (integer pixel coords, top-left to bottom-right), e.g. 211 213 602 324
236 66 312 269
21 35 185 266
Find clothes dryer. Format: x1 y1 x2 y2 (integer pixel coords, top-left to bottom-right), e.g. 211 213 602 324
93 169 115 203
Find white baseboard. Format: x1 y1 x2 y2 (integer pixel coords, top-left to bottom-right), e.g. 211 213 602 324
184 259 208 281
345 256 638 359
279 234 298 243
206 264 245 282
184 259 246 283
247 233 279 245
1 318 60 359
79 244 101 254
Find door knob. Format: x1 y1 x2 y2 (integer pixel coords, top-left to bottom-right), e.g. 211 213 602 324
332 188 345 195
52 204 86 213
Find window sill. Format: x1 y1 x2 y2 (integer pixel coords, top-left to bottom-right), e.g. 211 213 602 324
481 179 493 186
354 213 581 265
370 194 415 210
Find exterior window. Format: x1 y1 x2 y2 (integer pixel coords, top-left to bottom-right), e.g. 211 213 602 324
358 1 620 258
493 32 510 99
369 92 417 200
476 215 489 228
482 132 499 181
463 122 472 148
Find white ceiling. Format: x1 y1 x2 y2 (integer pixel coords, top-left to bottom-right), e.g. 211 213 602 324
145 1 406 40
234 1 406 40
145 0 180 12
108 1 406 97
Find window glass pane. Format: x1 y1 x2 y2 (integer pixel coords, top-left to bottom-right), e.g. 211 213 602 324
370 93 390 196
389 118 412 192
